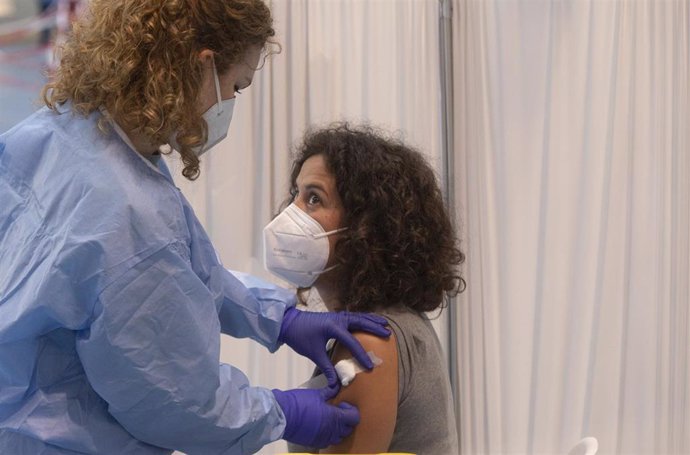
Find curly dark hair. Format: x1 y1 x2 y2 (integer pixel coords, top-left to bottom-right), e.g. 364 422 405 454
288 124 465 313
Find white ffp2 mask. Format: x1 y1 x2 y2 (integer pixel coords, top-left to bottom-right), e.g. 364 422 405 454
263 203 347 288
170 58 234 156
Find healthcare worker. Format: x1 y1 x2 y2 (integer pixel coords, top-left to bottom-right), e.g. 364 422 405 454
0 1 390 454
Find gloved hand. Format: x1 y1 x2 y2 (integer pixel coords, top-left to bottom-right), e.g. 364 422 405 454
278 306 390 387
272 386 359 448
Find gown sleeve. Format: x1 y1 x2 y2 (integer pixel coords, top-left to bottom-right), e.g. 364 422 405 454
174 187 295 354
208 267 296 353
76 243 286 455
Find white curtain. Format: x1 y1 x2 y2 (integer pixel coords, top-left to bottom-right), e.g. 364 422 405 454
167 0 690 453
168 1 445 453
453 1 690 454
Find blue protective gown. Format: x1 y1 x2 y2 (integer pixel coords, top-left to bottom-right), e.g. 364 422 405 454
0 106 293 454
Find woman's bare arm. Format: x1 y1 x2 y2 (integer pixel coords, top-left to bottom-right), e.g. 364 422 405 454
319 330 399 454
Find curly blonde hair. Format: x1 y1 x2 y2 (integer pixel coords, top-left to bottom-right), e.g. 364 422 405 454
43 0 276 180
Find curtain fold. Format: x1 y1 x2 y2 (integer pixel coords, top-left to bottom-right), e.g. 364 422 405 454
166 0 690 452
453 0 690 453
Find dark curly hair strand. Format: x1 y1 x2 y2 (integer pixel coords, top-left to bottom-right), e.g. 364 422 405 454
289 124 466 313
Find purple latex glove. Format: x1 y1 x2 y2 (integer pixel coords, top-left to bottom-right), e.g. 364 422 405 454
272 386 359 448
278 306 390 387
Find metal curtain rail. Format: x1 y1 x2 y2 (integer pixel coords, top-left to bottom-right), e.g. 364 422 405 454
438 0 459 432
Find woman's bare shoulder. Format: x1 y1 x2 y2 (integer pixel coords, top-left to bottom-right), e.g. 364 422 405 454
321 328 399 454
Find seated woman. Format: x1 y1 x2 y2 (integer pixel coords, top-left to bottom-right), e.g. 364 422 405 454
263 124 464 454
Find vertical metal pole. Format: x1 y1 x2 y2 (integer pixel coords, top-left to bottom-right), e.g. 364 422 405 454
438 0 459 425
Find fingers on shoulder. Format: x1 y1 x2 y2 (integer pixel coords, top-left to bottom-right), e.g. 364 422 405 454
332 329 398 369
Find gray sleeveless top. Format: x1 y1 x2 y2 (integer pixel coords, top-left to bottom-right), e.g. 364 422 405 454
289 306 459 454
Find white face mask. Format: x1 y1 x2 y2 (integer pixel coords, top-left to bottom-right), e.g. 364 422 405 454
263 203 347 288
169 58 234 156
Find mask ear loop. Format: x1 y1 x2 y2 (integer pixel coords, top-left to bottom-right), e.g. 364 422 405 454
313 227 348 239
211 55 223 115
311 227 348 274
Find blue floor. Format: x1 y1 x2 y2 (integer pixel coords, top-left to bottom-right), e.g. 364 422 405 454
0 1 49 134
0 44 49 133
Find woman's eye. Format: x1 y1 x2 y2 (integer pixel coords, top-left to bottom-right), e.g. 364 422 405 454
307 194 320 205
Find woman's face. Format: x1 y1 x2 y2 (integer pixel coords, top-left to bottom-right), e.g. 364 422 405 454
293 154 345 269
197 45 262 114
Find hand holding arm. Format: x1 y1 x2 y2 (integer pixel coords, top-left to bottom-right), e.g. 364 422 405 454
321 331 399 454
278 307 391 387
272 385 359 448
